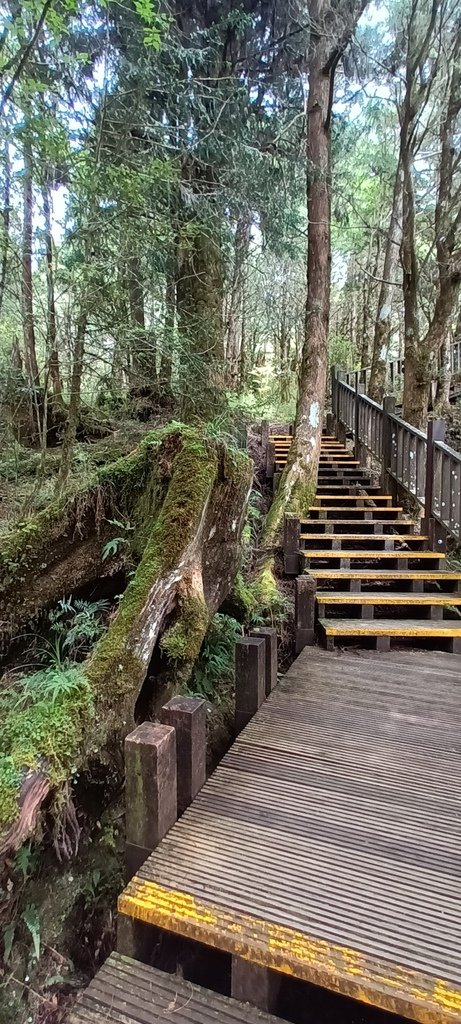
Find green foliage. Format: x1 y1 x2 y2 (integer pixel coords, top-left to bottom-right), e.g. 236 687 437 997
21 904 41 961
187 613 242 699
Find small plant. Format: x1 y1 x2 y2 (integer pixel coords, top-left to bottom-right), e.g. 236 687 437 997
187 614 242 700
102 517 134 562
21 903 41 961
47 596 110 661
14 665 86 709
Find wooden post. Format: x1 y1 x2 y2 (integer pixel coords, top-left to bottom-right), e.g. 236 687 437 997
284 514 300 575
423 418 446 547
159 696 206 817
330 364 337 426
250 626 277 695
354 371 362 461
381 395 396 493
231 957 280 1013
266 440 275 481
273 469 281 494
295 575 316 653
235 637 265 734
124 723 177 879
261 419 269 448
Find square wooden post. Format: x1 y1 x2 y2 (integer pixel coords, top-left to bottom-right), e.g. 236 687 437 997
159 696 206 817
250 626 277 695
423 418 446 549
235 637 265 734
295 575 316 653
284 514 300 575
381 396 396 493
261 419 269 448
266 440 275 481
124 722 177 879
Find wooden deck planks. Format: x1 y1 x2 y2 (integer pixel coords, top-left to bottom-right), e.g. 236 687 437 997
118 647 461 1024
69 953 283 1024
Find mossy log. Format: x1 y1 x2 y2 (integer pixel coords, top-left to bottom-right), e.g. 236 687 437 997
0 426 252 856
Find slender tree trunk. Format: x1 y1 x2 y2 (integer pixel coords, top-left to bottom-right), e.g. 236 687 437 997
434 332 452 416
56 309 86 491
127 255 151 384
159 265 175 400
265 4 332 538
368 163 402 402
22 133 39 387
225 213 251 389
42 183 62 405
0 140 10 317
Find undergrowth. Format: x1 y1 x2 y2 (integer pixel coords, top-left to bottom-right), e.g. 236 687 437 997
186 613 243 701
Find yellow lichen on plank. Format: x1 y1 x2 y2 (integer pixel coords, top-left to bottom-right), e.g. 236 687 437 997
118 879 461 1024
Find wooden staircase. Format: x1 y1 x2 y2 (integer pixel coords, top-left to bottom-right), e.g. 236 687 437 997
274 432 461 653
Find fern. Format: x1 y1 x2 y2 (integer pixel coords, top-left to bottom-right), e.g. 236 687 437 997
22 904 41 961
14 665 85 709
188 614 242 700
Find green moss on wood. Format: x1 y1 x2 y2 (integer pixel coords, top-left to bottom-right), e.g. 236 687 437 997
160 594 210 663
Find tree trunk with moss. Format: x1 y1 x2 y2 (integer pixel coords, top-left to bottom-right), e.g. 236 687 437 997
0 426 252 857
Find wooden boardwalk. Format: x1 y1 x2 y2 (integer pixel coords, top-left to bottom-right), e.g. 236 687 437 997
119 645 461 1023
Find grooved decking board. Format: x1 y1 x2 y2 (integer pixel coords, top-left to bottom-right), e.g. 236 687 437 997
69 953 283 1024
119 648 461 1024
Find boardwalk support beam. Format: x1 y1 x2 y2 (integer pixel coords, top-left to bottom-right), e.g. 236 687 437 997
159 696 206 817
235 637 265 734
295 574 316 653
250 626 278 695
231 957 281 1013
284 514 300 575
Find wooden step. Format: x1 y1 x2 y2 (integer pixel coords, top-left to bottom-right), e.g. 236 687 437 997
301 533 427 546
303 550 443 563
314 494 393 502
301 519 417 533
68 952 283 1024
316 591 461 605
318 617 461 652
309 506 403 515
309 569 461 592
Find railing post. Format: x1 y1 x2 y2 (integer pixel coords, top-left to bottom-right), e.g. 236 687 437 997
423 418 446 545
295 575 316 653
266 440 275 481
284 514 300 575
354 371 362 461
330 365 338 427
124 723 177 880
159 696 206 817
249 626 278 695
235 637 265 734
381 395 396 494
261 419 269 449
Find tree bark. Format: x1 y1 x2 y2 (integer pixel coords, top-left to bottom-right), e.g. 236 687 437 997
0 140 10 317
56 309 86 491
42 182 63 405
225 213 251 389
22 131 39 387
368 164 402 402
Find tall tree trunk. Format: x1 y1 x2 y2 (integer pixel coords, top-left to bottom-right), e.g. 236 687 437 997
368 163 402 402
42 183 62 405
225 213 251 389
177 215 225 419
159 264 175 401
127 255 152 384
22 132 39 387
56 310 86 492
434 331 452 416
0 140 10 317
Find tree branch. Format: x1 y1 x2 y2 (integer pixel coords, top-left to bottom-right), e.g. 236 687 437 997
0 0 53 117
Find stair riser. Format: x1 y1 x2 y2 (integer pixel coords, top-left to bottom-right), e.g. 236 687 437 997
317 602 455 621
305 556 443 569
323 635 461 654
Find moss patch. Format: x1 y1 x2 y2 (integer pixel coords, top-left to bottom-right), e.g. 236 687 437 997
160 594 210 664
0 667 94 831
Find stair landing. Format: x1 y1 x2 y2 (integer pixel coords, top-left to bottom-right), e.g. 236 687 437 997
118 647 461 1024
